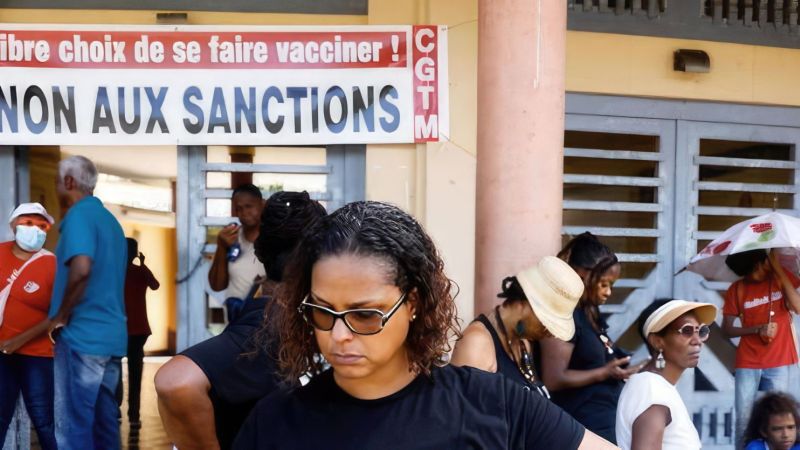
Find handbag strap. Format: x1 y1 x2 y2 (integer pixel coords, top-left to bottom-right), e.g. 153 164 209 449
0 249 53 328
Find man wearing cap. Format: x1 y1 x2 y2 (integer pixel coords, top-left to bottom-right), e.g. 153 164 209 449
0 203 57 450
48 155 127 450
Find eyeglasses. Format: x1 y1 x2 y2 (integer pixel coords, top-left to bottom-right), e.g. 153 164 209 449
675 324 711 341
298 293 408 336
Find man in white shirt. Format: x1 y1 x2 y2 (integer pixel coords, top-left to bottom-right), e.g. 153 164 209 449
208 184 266 322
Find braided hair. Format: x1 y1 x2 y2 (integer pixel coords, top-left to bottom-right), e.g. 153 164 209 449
254 191 326 282
250 191 325 362
558 232 619 332
497 276 527 304
273 201 460 382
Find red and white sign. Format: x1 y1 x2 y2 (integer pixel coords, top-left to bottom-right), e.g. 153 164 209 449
0 24 449 145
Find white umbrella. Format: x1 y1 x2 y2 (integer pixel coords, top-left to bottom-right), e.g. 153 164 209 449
685 211 800 282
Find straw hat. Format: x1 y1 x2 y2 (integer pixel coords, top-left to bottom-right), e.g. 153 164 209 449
516 256 584 341
643 299 717 336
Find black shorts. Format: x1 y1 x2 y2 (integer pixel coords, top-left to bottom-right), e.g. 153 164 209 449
180 296 281 449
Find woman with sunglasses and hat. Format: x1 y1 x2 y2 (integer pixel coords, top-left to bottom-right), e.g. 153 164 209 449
0 203 57 450
450 256 584 397
234 201 616 449
615 299 717 450
537 232 645 443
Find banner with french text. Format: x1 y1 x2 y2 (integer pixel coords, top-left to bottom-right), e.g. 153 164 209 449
0 24 448 145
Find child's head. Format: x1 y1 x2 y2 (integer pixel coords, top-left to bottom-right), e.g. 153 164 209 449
725 249 769 279
744 392 800 450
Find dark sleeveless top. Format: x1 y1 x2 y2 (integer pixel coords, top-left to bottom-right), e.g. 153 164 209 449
475 314 529 386
473 314 549 398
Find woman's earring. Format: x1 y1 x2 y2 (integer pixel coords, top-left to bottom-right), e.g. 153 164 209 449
411 314 417 321
514 321 526 337
655 350 666 370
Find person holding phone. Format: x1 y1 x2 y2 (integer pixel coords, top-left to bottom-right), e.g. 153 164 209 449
208 183 266 323
721 249 800 448
119 237 160 428
538 232 643 443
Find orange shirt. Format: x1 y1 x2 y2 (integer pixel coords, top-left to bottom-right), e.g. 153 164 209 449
723 274 800 369
0 241 56 357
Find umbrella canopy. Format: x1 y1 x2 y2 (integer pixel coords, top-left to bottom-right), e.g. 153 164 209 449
685 212 800 282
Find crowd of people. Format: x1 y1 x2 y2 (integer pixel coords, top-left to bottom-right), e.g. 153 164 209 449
1 155 800 449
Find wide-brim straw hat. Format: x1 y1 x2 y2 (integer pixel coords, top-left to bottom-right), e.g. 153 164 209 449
643 299 717 336
516 256 584 341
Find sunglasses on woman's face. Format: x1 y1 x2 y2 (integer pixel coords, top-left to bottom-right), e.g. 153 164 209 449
675 324 711 341
298 293 407 336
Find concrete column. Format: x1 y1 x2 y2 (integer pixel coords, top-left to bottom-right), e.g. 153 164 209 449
474 0 566 314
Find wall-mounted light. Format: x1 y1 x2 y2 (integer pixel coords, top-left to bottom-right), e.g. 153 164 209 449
156 12 188 25
674 49 710 73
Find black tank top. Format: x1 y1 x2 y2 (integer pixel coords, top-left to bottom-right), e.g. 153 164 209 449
474 314 549 397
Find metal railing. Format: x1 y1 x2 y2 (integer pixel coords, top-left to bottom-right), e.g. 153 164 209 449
704 0 800 28
567 0 667 17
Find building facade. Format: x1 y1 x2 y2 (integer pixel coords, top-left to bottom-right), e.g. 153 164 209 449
2 1 800 448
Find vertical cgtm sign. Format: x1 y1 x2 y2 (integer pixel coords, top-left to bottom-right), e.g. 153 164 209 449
412 25 446 143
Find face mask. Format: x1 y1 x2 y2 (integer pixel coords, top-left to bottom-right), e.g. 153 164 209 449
15 225 47 252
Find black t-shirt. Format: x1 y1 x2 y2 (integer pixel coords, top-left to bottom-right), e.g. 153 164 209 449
233 365 586 450
547 308 622 443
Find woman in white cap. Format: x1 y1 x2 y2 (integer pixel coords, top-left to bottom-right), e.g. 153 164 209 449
234 202 615 449
0 203 57 450
615 299 717 450
451 256 585 397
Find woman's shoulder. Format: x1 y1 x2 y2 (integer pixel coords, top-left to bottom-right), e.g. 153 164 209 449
450 321 497 371
619 372 674 403
431 365 514 399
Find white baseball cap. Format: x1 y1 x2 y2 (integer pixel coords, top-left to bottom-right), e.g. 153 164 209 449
9 203 55 225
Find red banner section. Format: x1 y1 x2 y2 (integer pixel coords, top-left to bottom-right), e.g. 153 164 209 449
0 30 408 69
412 26 439 143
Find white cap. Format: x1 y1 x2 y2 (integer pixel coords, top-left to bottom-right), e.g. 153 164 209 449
9 203 55 225
642 299 717 336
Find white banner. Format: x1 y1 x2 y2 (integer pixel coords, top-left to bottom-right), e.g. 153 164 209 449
0 24 448 145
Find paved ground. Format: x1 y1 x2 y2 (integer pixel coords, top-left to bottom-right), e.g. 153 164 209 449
122 357 172 450
27 357 173 450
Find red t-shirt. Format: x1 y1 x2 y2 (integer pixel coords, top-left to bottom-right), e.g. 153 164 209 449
124 264 156 336
723 273 800 369
0 241 56 357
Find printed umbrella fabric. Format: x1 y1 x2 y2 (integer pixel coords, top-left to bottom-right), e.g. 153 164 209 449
685 212 800 282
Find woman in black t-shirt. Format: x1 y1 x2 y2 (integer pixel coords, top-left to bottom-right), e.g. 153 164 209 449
450 257 584 397
538 233 646 443
234 202 617 450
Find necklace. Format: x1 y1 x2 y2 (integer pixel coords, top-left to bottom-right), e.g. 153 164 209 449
493 306 550 398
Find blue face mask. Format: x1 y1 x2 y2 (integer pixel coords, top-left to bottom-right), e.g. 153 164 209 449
15 225 47 252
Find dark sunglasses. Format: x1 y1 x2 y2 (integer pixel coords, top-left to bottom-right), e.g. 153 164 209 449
675 324 711 341
298 293 408 336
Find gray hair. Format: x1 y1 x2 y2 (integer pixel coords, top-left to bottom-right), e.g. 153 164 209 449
58 155 98 194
